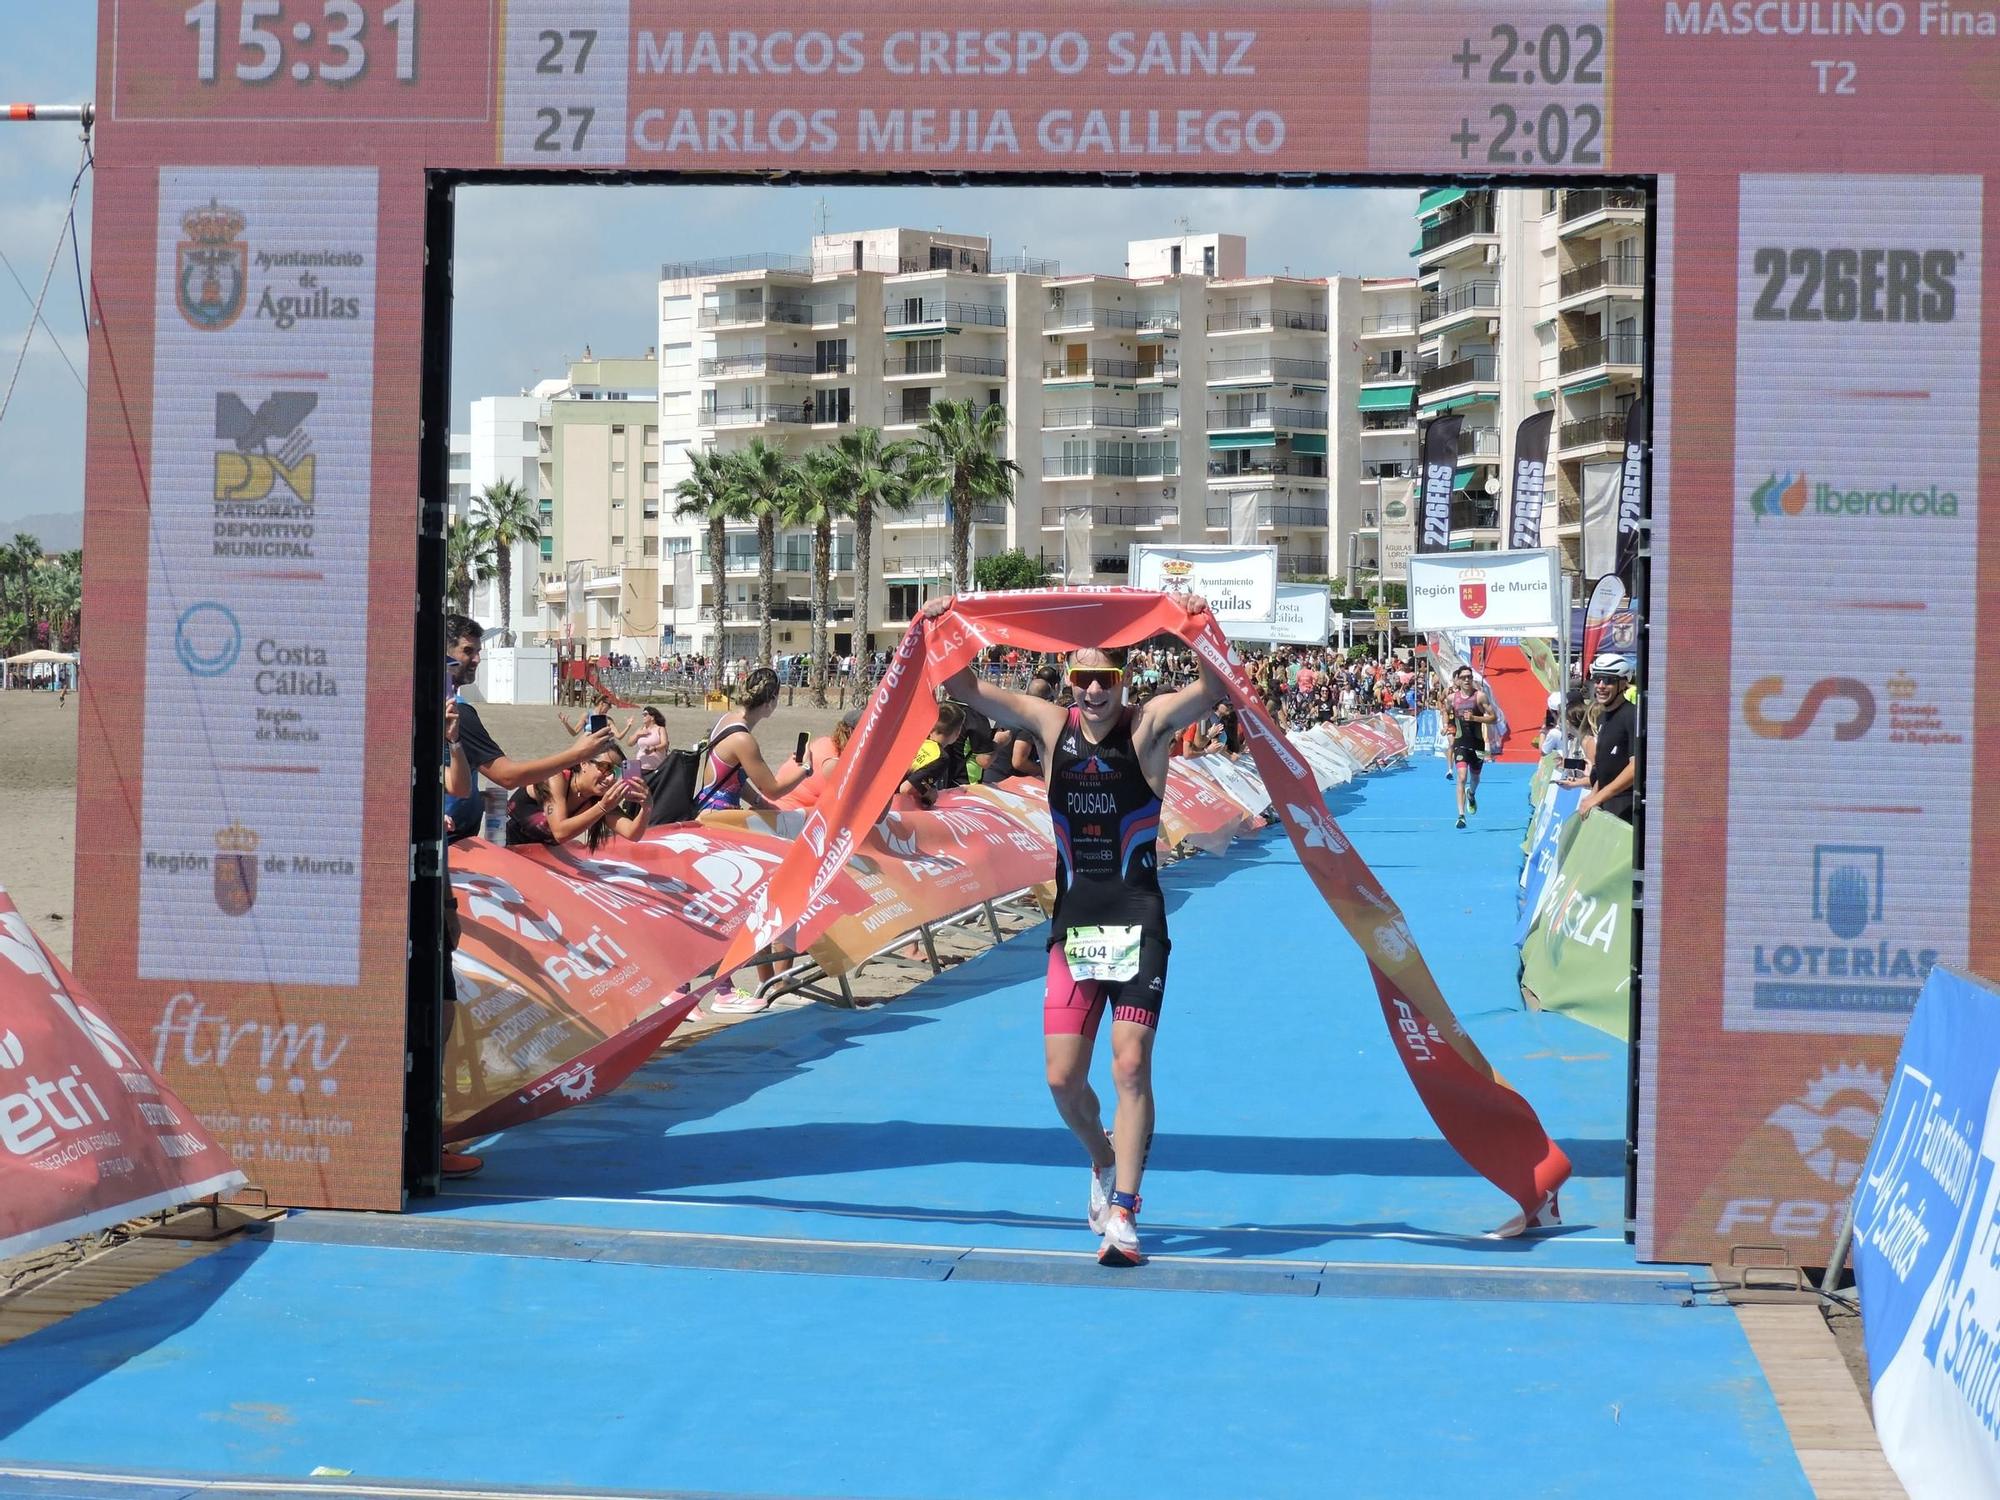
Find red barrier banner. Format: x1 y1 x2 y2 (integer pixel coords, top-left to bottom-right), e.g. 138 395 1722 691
1161 764 1255 856
0 891 243 1259
716 589 1570 1226
444 840 737 1139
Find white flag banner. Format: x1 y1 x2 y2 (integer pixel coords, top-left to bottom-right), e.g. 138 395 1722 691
1229 492 1260 546
672 551 695 611
1581 461 1621 582
1062 510 1094 584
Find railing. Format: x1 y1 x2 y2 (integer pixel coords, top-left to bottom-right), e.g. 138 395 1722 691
1206 355 1331 383
1557 495 1584 526
1041 504 1179 526
1362 411 1416 432
881 555 954 576
1042 454 1180 479
1418 354 1498 393
700 353 819 379
662 252 814 280
1450 498 1501 531
775 552 857 574
1560 335 1645 374
1203 502 1330 528
884 299 1007 329
1360 315 1414 335
1205 406 1329 431
887 401 934 425
699 300 814 328
1560 255 1645 299
1277 552 1324 578
1207 309 1330 334
1043 357 1143 381
1559 412 1627 448
884 353 1008 378
1458 425 1501 457
990 254 1061 276
1419 202 1496 256
1364 461 1413 480
1134 313 1181 335
1137 360 1181 380
1044 407 1141 430
1360 354 1411 381
693 554 761 575
699 403 815 428
885 505 1006 527
1419 280 1501 323
1208 456 1328 480
1044 306 1158 331
1561 188 1646 224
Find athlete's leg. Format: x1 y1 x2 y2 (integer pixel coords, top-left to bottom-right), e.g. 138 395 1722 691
1453 753 1470 815
1044 948 1115 1169
1107 1018 1157 1197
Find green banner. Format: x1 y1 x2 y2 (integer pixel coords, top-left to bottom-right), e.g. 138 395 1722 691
1525 752 1559 854
1521 637 1560 694
1520 810 1633 1039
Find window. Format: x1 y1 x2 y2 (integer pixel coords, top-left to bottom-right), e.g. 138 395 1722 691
613 535 625 548
1170 246 1182 275
612 459 625 473
988 388 1002 407
540 538 553 560
900 387 932 422
643 502 659 519
816 338 848 373
612 498 624 509
1203 246 1216 277
643 462 658 484
643 537 658 558
888 583 921 620
666 537 691 555
612 424 625 436
814 387 851 424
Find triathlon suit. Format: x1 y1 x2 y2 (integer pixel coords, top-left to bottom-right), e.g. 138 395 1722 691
1449 689 1486 767
1044 706 1169 1037
692 720 750 812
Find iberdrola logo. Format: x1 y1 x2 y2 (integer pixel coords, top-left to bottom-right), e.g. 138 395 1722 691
1748 471 1809 521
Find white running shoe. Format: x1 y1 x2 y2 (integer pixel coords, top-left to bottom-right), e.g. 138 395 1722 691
1097 1206 1144 1268
1087 1163 1116 1234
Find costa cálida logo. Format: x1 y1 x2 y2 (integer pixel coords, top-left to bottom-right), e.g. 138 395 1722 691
176 199 249 331
1457 568 1488 620
213 821 259 916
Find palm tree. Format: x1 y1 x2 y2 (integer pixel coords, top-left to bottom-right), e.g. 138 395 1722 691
11 534 43 630
445 516 494 617
671 448 740 690
725 439 793 668
903 401 1021 594
471 481 539 646
786 449 857 707
831 427 915 658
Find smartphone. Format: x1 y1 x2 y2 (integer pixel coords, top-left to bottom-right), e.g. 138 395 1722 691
444 656 459 708
586 710 609 734
795 731 810 766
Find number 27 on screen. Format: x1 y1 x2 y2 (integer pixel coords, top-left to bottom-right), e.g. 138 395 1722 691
184 0 417 86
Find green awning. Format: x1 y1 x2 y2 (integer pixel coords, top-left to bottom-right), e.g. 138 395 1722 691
1209 432 1279 451
1292 434 1328 456
1564 374 1612 394
1418 187 1468 218
1454 467 1479 487
1419 392 1494 413
1357 384 1416 412
1532 388 1555 403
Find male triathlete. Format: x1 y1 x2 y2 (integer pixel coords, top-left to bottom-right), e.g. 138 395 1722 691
1447 664 1496 829
924 593 1229 1266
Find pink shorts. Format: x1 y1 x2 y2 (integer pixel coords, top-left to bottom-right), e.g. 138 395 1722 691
1043 940 1167 1039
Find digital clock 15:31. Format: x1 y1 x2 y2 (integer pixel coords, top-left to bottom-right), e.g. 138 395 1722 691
184 0 417 86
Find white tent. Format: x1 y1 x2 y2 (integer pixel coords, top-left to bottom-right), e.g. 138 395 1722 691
2 650 79 690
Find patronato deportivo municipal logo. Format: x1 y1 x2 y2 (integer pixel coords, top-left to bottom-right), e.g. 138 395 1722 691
214 392 316 504
214 821 260 916
1456 568 1487 619
177 199 248 331
1748 470 1959 522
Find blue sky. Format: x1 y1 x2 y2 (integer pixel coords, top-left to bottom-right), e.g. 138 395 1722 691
0 8 1417 530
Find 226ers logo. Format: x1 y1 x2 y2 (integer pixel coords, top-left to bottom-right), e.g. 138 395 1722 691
1457 569 1488 620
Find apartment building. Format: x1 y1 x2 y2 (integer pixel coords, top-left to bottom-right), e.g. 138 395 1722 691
449 392 544 643
655 225 1421 661
1410 186 1647 578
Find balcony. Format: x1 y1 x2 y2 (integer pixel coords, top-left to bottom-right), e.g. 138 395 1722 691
990 254 1061 275
1044 305 1161 332
1360 353 1413 383
699 402 814 429
1208 455 1327 482
1363 461 1414 481
1206 355 1330 385
692 553 761 576
1559 254 1645 302
1042 454 1180 481
1458 425 1501 458
1360 314 1415 338
1361 411 1416 434
1559 335 1645 380
884 352 1008 380
1556 495 1584 528
1040 503 1179 528
1558 412 1627 452
1207 309 1329 335
1418 354 1498 398
1044 357 1143 382
1450 498 1501 532
1276 552 1324 579
886 505 1006 528
1559 189 1647 233
699 300 813 329
1044 407 1142 431
699 352 819 380
885 299 1007 331
1205 406 1329 433
1417 201 1497 263
662 252 814 280
1419 279 1501 329
1203 501 1330 529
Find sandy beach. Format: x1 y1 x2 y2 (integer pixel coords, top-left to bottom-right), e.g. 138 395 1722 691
0 683 872 970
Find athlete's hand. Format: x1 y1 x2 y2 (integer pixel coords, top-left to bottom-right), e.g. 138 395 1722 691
918 595 955 621
1166 591 1211 618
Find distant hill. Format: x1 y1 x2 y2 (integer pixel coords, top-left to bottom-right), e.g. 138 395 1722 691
0 512 83 554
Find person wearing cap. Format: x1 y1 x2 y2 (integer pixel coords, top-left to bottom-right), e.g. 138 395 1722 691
1579 653 1638 821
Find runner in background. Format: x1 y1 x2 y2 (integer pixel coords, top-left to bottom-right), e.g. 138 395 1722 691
1447 664 1496 830
922 592 1230 1268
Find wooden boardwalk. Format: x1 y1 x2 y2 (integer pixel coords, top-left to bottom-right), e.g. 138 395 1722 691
1736 1303 1906 1499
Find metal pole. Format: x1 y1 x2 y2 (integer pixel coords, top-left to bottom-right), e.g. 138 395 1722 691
2 103 94 124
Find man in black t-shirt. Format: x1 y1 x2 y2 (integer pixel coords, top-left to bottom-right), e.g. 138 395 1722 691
1580 652 1637 823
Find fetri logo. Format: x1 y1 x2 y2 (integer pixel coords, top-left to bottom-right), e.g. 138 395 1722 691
1748 471 1959 523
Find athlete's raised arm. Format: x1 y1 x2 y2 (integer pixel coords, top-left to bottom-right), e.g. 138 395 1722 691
919 596 1067 746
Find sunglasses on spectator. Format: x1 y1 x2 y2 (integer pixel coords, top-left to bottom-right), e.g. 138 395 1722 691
1591 672 1625 685
1067 667 1123 690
